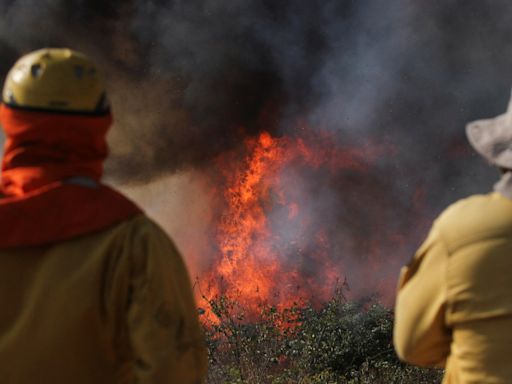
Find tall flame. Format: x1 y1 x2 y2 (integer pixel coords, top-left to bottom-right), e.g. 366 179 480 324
199 129 393 320
215 132 283 304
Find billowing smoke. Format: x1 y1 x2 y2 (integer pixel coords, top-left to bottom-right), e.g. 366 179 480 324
1 0 511 302
0 1 506 185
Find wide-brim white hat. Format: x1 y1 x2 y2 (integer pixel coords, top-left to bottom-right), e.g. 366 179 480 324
466 93 512 168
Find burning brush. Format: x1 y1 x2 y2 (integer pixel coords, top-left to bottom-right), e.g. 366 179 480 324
197 127 408 321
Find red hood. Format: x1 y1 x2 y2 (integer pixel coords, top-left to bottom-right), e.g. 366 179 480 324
0 105 110 196
0 105 141 248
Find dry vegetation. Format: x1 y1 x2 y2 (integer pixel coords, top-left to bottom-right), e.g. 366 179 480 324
201 292 442 384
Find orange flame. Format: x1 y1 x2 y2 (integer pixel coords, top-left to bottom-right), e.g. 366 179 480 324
214 132 283 304
198 128 393 321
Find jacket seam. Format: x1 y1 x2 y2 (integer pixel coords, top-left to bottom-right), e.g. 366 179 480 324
434 226 453 327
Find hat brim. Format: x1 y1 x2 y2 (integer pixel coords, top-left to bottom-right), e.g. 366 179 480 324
466 112 512 169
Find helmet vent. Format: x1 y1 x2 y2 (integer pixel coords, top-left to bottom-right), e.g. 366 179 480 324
4 90 17 105
73 65 84 79
30 64 43 78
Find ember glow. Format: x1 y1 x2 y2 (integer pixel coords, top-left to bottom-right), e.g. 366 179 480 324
199 129 397 319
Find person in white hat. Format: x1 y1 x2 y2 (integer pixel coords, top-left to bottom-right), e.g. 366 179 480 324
394 92 512 383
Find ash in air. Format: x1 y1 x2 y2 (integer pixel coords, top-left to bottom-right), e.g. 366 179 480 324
0 0 511 303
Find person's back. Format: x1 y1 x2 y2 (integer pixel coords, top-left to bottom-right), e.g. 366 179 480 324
0 215 206 383
395 193 512 383
0 48 207 383
395 92 512 383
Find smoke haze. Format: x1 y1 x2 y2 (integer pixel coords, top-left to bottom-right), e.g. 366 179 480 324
1 0 512 301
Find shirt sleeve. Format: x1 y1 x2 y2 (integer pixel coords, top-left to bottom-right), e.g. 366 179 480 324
127 219 208 383
393 226 452 368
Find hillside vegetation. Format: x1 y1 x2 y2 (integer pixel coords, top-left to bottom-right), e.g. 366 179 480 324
202 293 442 384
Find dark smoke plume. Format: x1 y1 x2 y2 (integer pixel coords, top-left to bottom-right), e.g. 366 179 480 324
1 0 321 180
0 1 507 192
2 0 512 299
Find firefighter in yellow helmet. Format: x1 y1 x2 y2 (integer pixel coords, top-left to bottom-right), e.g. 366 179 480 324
0 48 207 383
394 91 512 383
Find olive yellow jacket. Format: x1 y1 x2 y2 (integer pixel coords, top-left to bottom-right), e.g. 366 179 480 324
394 192 512 383
0 214 207 383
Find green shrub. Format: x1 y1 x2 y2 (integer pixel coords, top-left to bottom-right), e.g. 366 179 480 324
202 293 442 384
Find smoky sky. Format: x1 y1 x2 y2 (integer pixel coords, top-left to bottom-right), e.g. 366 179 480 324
0 0 511 213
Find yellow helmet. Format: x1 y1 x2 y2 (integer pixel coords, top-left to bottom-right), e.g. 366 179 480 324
2 48 109 114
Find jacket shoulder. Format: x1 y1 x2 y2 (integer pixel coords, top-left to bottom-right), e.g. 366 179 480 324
434 193 512 253
91 213 179 258
106 213 168 238
119 213 168 236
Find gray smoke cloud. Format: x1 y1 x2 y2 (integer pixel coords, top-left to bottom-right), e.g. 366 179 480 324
1 0 511 301
0 2 506 182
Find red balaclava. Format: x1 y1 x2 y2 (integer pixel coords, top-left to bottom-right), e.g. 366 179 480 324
0 105 141 248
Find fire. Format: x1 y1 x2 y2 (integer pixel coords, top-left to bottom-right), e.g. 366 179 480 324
199 128 393 321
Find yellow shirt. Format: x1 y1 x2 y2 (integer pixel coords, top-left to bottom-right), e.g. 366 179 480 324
0 214 207 383
394 193 512 383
